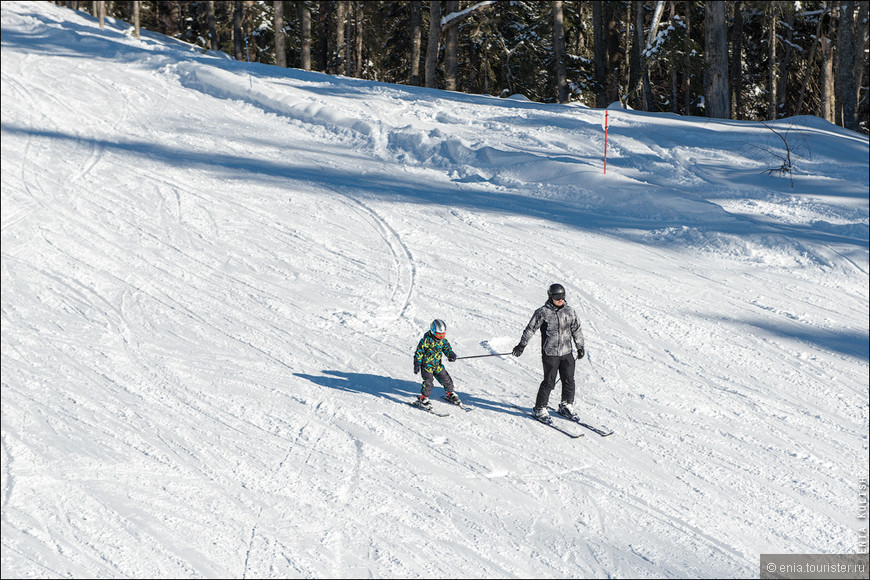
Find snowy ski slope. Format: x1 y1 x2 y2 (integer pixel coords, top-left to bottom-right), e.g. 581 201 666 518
2 2 868 577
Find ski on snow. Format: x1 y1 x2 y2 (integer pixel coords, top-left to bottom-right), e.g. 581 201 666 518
510 405 584 438
408 401 449 417
548 407 614 437
442 396 473 412
406 396 472 417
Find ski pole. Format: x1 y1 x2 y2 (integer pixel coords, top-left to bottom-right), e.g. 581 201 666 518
454 352 513 360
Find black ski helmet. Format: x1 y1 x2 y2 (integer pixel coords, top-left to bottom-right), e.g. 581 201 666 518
430 319 447 337
548 283 566 300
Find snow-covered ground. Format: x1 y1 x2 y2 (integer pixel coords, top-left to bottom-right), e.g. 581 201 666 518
2 2 868 577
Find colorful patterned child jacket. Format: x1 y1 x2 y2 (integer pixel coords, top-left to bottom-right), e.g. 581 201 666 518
414 331 456 373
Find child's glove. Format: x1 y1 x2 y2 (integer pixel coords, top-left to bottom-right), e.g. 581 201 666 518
577 345 585 359
512 344 524 357
413 360 421 374
448 352 457 362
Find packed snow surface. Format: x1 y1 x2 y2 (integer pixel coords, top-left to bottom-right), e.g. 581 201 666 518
2 2 868 578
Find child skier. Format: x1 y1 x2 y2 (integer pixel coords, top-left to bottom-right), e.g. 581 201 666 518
413 319 462 410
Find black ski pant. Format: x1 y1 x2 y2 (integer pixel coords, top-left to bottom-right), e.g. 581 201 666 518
420 367 454 399
535 353 575 410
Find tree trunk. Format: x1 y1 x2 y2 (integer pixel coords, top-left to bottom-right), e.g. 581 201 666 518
425 1 441 88
730 1 744 119
409 1 422 85
606 1 622 105
628 1 640 108
335 1 347 74
777 4 795 117
796 2 827 116
554 1 568 103
624 2 632 102
133 1 141 39
344 3 353 76
669 0 678 113
593 1 607 107
233 1 244 61
646 0 665 50
767 3 777 119
444 1 459 91
299 1 312 70
819 12 836 122
316 1 330 72
161 0 180 38
852 1 868 115
354 1 363 77
245 1 256 61
683 0 691 114
631 0 649 109
641 30 651 110
206 1 217 49
704 0 729 118
837 1 857 129
274 1 286 67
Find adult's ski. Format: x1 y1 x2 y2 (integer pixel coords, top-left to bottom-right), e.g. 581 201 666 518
511 405 584 438
549 407 613 437
442 396 473 412
575 421 613 437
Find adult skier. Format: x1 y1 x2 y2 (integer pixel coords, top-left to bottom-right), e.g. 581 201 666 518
512 283 585 424
413 319 462 410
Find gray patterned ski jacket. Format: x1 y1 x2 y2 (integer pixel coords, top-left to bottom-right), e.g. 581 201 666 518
518 300 585 357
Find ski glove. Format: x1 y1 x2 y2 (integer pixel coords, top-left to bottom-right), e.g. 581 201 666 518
512 344 525 357
577 345 585 360
413 360 421 374
448 352 457 362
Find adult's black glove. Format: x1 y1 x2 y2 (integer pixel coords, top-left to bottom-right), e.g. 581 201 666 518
448 352 457 362
512 344 525 357
577 345 585 360
413 360 421 374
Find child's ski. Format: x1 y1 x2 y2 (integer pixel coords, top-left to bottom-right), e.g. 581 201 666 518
408 401 449 417
511 405 584 438
442 396 473 412
549 407 613 436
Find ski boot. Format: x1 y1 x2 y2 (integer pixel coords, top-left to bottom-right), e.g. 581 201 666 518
444 391 462 406
413 395 433 411
533 406 552 424
558 401 579 420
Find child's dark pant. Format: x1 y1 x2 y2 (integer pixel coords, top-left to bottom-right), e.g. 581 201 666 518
420 367 454 398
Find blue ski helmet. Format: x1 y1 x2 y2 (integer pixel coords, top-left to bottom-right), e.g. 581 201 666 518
430 319 447 339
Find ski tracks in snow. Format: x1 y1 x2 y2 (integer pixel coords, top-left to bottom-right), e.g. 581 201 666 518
3 5 867 577
320 179 417 331
2 52 135 235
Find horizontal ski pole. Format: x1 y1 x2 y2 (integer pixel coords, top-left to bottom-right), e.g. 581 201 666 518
454 352 513 360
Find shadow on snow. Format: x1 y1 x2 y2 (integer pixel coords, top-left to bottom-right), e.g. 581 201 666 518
4 123 867 252
293 370 521 416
